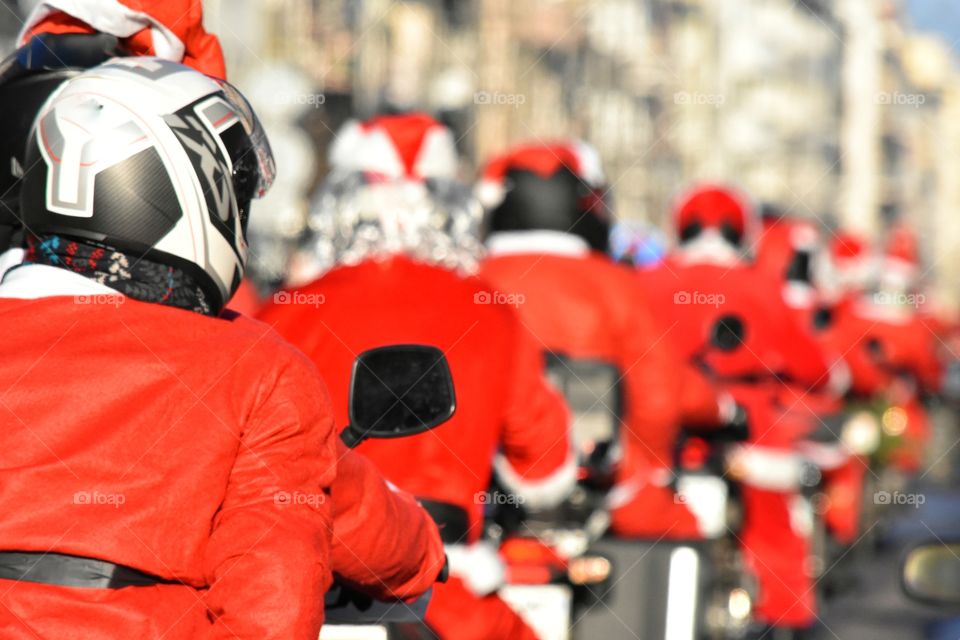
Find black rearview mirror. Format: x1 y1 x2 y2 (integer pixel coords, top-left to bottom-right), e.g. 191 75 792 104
710 315 746 352
902 541 960 607
341 344 456 448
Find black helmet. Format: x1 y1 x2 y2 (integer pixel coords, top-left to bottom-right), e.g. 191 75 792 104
477 140 612 252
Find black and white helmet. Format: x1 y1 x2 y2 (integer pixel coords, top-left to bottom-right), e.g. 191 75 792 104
19 57 275 311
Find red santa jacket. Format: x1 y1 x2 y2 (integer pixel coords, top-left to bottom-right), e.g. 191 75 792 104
643 259 832 390
257 255 574 540
479 231 701 537
0 265 336 640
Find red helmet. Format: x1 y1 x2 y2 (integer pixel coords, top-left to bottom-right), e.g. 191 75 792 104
671 184 753 264
477 140 612 251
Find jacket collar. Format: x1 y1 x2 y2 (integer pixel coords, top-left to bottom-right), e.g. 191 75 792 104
486 230 590 258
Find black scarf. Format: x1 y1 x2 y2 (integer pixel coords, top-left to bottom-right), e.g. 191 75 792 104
23 234 214 316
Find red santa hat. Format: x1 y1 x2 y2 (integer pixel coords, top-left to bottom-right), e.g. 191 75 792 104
19 0 226 79
329 113 459 181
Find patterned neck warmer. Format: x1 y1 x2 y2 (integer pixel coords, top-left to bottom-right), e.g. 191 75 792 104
24 235 215 316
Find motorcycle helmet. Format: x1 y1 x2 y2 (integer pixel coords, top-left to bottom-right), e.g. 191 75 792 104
672 184 753 264
477 140 612 252
19 56 275 312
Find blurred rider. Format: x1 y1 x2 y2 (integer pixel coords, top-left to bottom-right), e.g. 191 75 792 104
258 114 574 640
476 140 723 539
640 185 835 630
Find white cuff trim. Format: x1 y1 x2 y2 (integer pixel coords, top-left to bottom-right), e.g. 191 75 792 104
493 451 577 510
444 542 505 596
486 231 590 258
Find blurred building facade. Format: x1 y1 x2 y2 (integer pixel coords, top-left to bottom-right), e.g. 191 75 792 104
177 0 960 305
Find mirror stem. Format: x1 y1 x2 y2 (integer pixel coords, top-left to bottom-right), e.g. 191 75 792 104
340 426 365 449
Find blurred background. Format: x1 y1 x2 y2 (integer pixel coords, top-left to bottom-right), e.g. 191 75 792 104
3 0 960 306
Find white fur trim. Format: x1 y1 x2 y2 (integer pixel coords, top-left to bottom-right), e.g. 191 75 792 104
493 451 577 510
475 178 505 211
571 140 606 186
444 542 506 596
328 119 363 167
796 440 849 471
412 126 458 180
674 229 742 266
20 1 185 63
0 248 24 280
486 230 590 258
726 444 808 491
0 263 118 299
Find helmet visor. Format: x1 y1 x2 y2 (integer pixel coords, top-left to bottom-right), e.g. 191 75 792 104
217 79 276 200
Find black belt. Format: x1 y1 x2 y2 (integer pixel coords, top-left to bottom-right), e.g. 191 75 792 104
0 551 178 589
418 500 470 544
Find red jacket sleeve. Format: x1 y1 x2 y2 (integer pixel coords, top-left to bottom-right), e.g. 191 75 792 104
494 314 575 510
331 440 446 602
201 351 337 640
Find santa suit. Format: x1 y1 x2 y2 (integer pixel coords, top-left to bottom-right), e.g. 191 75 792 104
15 3 452 614
753 217 866 544
479 230 703 539
639 260 827 628
257 255 574 640
820 295 941 471
0 264 337 640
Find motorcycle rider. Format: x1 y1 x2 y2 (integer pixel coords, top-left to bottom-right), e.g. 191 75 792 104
258 114 575 640
639 184 837 631
820 227 942 473
476 141 729 539
0 58 337 639
1 6 451 614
